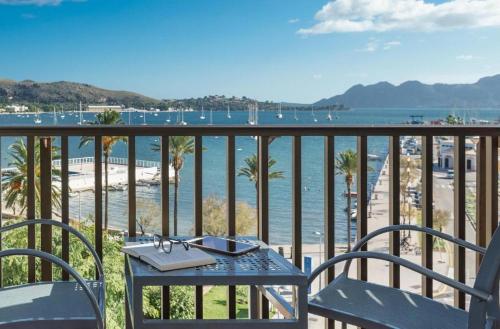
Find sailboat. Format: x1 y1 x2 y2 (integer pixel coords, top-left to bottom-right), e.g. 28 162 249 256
166 112 171 123
294 107 299 121
179 108 187 126
200 106 206 120
226 105 231 119
209 108 213 125
60 105 65 119
78 101 83 125
34 107 42 124
276 103 283 119
142 108 147 125
53 106 58 125
311 105 318 123
327 105 333 121
247 104 255 125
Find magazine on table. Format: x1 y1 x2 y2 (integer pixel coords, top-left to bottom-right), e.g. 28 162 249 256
122 242 216 271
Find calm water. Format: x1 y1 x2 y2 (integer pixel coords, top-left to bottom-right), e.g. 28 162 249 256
1 108 499 244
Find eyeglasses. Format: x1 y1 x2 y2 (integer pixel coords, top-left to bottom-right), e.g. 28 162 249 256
153 235 190 254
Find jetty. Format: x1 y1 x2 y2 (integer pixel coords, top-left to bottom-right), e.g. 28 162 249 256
2 156 175 192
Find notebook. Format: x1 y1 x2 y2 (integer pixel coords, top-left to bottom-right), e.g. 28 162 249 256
122 242 216 271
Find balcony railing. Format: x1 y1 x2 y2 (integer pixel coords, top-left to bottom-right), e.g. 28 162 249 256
0 125 498 328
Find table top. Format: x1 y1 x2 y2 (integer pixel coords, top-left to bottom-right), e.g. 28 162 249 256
125 237 307 286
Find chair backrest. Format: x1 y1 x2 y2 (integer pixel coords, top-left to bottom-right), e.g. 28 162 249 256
469 226 500 328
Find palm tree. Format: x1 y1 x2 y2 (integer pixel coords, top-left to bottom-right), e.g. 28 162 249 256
335 149 357 252
1 138 61 217
237 154 284 189
151 136 195 235
79 110 126 230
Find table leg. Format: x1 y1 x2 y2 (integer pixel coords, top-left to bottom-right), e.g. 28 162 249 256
125 290 132 329
297 284 308 329
249 286 260 319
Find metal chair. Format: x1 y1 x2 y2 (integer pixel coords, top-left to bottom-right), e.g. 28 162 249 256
308 225 499 329
0 219 105 329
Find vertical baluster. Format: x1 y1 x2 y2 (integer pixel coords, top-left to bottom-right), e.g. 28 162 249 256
292 136 302 269
161 135 170 319
485 136 499 325
324 136 335 329
258 136 270 319
389 136 400 288
27 136 36 283
421 136 433 298
227 135 237 319
475 137 486 269
454 136 466 309
194 136 203 319
95 136 103 271
356 136 368 281
61 136 70 281
128 136 136 238
40 137 52 282
485 136 498 244
0 136 2 287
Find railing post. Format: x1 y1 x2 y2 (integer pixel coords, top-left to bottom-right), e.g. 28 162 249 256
389 135 400 288
40 137 52 282
95 136 103 271
27 136 36 283
61 136 70 281
324 136 335 329
421 135 433 298
0 137 2 287
356 136 368 281
128 136 136 238
161 135 170 319
258 135 270 319
227 135 237 319
485 136 498 244
292 136 302 270
194 136 203 320
476 137 486 269
454 136 466 309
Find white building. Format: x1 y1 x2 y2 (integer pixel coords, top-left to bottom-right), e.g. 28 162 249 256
5 104 29 113
437 137 476 171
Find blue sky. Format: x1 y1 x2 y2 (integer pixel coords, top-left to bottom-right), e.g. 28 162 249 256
0 0 499 103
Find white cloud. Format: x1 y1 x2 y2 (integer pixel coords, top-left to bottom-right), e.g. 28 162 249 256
383 40 401 50
298 0 500 35
456 54 481 60
313 73 323 80
358 39 379 52
0 0 84 5
288 18 300 24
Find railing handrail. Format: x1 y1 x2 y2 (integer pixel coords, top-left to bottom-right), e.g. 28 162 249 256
0 124 499 136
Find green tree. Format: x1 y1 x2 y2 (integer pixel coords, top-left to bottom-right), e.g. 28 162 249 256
335 149 357 251
201 195 256 236
79 110 127 230
237 154 284 189
446 114 464 125
152 136 195 235
1 138 61 216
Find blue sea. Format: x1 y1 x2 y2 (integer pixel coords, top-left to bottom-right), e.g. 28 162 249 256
1 107 499 244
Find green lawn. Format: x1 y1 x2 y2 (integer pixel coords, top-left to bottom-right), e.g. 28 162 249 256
203 286 249 319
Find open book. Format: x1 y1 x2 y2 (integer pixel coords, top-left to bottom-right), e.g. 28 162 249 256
122 243 216 271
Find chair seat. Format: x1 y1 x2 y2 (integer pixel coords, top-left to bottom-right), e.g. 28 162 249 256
309 275 469 329
0 281 102 329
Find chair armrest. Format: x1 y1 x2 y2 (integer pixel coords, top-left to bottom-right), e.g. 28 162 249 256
343 224 486 274
0 219 104 279
0 248 105 329
308 251 491 302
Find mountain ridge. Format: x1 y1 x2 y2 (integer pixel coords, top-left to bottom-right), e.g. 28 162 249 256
315 74 500 108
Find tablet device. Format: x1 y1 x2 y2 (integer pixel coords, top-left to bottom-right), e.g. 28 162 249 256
188 236 259 256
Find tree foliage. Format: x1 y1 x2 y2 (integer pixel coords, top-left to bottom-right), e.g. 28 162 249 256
201 195 256 236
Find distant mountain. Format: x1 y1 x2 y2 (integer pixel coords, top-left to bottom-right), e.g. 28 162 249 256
0 79 160 108
0 79 280 111
315 74 500 108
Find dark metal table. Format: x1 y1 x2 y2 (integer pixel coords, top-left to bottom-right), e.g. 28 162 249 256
124 237 308 329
